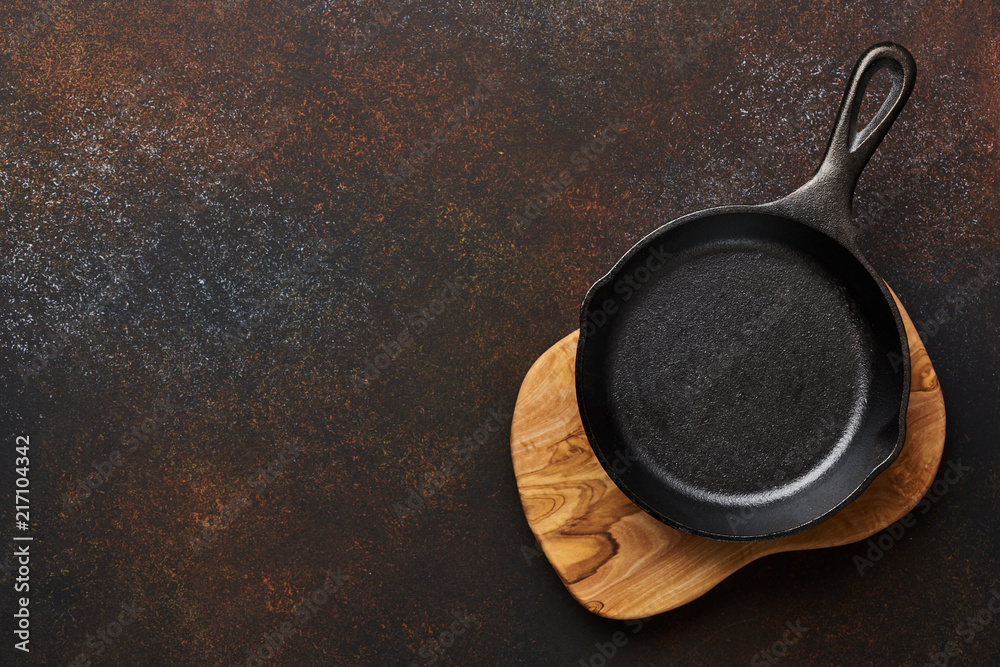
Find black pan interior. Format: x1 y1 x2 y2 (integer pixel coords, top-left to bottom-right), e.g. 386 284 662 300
576 211 908 539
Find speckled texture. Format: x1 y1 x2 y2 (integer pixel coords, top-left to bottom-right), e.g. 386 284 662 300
0 1 997 665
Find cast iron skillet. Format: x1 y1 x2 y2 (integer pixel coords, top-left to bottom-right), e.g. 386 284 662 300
576 43 916 541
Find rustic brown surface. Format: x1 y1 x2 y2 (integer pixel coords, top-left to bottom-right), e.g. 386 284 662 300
0 1 997 665
512 290 946 619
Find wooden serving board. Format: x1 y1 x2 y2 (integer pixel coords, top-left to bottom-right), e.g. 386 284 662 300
510 290 945 619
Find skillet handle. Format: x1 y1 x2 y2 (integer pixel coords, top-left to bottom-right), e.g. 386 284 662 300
775 43 916 246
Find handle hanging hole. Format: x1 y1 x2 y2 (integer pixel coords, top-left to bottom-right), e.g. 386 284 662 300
848 58 905 152
854 66 895 135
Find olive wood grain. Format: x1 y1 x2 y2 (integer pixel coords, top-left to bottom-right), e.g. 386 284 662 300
510 291 946 619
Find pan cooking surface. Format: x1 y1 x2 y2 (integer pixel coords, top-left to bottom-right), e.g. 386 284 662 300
605 233 875 503
577 210 908 537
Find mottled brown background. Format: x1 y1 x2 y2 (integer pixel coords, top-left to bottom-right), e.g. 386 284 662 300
0 0 998 665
